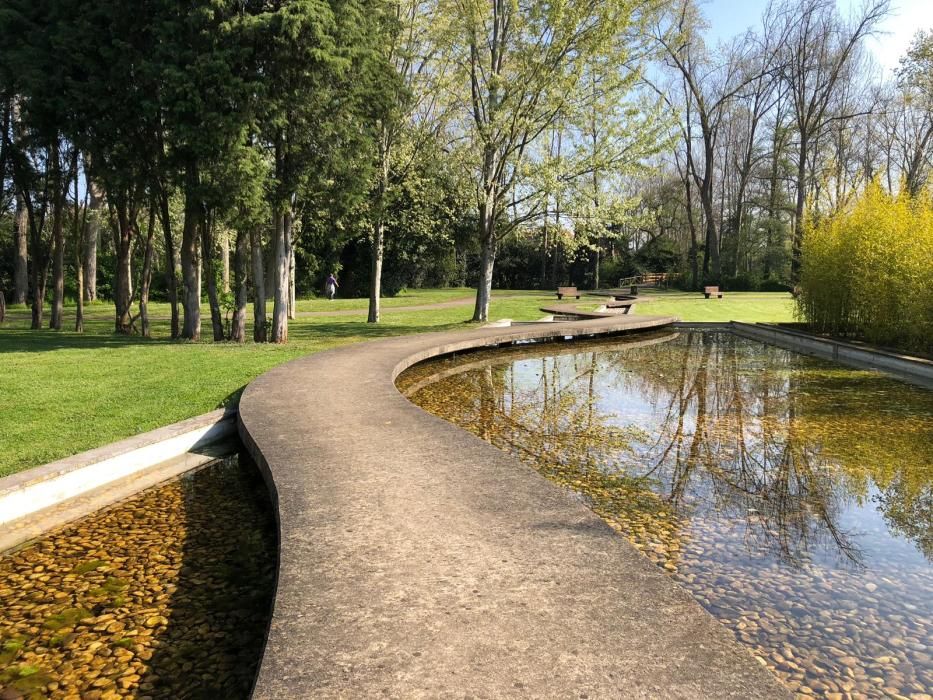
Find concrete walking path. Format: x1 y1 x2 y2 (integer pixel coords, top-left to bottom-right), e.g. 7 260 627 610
238 315 790 699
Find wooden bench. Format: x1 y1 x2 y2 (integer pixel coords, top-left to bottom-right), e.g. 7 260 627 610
556 286 581 300
704 286 723 299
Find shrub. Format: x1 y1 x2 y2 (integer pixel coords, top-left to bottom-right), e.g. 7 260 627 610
797 183 933 353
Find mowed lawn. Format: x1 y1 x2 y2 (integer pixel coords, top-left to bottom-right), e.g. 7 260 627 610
0 288 794 477
631 289 796 323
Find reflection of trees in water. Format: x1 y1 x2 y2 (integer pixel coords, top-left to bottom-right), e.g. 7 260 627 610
408 331 932 566
874 475 933 560
474 351 643 476
609 332 864 569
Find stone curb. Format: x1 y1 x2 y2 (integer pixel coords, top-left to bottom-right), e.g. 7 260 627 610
731 322 933 388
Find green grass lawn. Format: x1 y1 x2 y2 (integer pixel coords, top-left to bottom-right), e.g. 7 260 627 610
631 289 796 323
291 287 474 312
0 288 795 477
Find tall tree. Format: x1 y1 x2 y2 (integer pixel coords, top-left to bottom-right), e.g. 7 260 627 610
447 0 657 321
0 0 78 329
366 0 444 323
654 0 765 284
156 0 262 341
7 102 30 306
892 30 933 197
258 0 385 342
60 0 159 333
83 167 104 303
777 0 888 281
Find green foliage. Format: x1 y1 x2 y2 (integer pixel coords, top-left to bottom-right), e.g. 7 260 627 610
797 183 933 352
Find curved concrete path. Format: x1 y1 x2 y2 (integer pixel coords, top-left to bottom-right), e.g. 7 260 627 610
238 316 790 699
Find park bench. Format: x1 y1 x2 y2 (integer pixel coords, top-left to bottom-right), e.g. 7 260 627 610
556 286 581 300
704 286 723 299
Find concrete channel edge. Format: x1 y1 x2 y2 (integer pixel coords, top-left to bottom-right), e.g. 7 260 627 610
729 322 933 388
0 408 237 551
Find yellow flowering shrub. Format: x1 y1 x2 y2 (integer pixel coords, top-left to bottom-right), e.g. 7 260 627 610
797 183 933 353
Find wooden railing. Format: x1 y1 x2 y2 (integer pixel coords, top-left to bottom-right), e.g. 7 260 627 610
617 272 669 289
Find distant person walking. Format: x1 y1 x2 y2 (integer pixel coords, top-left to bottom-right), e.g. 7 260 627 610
324 273 339 300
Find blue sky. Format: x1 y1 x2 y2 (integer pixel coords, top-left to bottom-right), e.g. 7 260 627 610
702 0 933 76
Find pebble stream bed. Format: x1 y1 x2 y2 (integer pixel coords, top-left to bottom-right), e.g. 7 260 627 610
398 330 932 700
0 453 276 700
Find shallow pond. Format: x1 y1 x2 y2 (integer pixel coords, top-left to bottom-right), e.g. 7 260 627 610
399 330 933 700
0 453 276 700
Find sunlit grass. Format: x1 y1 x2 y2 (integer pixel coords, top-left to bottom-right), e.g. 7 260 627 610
631 289 795 323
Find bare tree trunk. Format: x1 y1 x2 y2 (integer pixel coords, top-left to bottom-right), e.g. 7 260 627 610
139 206 156 338
764 146 780 280
202 211 225 341
270 207 290 343
368 134 390 324
20 151 51 330
73 165 86 333
699 141 720 283
27 204 49 330
250 226 267 342
472 194 497 322
221 230 230 293
288 234 296 320
791 135 807 284
158 187 180 339
114 207 134 335
231 228 248 343
368 218 384 323
540 214 548 290
74 257 84 333
84 174 103 303
473 236 496 323
29 257 48 330
686 189 699 290
265 231 275 303
594 246 600 289
49 191 65 330
13 195 28 305
180 168 201 341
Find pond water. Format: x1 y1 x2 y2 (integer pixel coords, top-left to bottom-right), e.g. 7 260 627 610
398 330 933 700
0 453 276 700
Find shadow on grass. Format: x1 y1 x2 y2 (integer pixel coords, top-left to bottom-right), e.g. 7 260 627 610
0 310 481 354
138 453 277 699
217 384 249 410
288 317 474 342
0 328 182 353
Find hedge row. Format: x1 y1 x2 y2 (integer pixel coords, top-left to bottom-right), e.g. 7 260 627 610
797 183 933 353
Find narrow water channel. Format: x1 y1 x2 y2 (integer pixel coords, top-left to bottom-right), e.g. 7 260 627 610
398 330 933 700
0 453 276 699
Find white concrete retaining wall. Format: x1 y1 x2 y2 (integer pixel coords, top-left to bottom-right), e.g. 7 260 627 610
730 322 933 388
0 409 236 543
